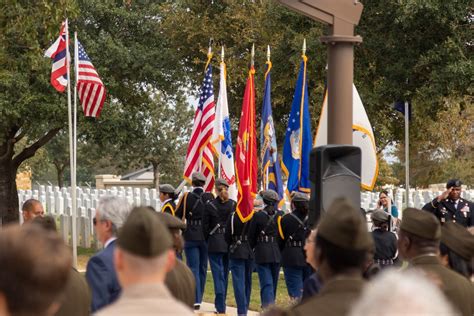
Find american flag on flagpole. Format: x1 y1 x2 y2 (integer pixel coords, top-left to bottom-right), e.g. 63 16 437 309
44 21 68 92
76 40 106 118
183 60 216 192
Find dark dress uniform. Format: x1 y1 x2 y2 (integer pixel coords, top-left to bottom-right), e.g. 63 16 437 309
161 199 176 216
203 197 235 314
371 228 398 268
278 209 312 300
422 198 473 227
175 187 214 307
249 205 284 308
225 210 254 316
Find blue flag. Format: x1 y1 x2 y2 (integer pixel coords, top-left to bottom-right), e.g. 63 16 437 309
282 56 312 194
393 101 412 120
260 61 284 204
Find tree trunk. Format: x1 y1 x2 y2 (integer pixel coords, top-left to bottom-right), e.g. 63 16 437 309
152 162 160 190
54 162 65 188
0 145 19 224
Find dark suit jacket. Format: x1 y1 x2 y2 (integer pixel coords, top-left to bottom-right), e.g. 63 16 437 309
175 188 214 241
55 268 91 316
203 198 235 253
85 240 121 312
278 209 310 267
248 207 284 264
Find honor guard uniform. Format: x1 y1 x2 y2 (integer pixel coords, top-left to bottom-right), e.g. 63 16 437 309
423 179 473 227
203 178 236 314
175 172 214 310
225 199 254 316
159 184 176 216
248 189 284 309
278 192 312 301
370 210 398 268
400 208 474 316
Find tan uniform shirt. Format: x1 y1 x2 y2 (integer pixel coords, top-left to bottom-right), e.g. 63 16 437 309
287 277 365 316
410 255 474 316
94 283 194 316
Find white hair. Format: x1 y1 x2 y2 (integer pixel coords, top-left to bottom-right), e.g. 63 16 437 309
350 269 458 316
121 248 169 276
97 196 131 236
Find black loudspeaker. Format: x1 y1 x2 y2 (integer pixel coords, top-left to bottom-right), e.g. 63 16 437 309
308 145 361 227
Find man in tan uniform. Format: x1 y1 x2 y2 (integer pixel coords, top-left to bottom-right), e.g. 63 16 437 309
156 211 196 308
398 208 474 316
286 198 373 316
96 207 193 316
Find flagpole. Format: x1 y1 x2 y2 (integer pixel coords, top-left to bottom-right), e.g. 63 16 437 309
265 45 271 189
217 46 224 179
404 101 410 208
66 21 77 268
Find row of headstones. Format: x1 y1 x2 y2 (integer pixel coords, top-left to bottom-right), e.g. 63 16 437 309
19 185 474 220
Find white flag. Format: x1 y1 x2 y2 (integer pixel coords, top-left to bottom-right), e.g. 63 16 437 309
314 85 378 190
211 60 237 201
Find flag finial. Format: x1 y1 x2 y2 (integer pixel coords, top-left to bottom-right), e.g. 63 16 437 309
208 38 213 58
221 46 225 62
251 44 255 67
302 38 306 57
267 45 271 62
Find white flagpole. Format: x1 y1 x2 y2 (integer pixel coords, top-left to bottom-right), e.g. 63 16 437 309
66 21 77 268
404 101 410 208
265 45 271 190
217 46 224 179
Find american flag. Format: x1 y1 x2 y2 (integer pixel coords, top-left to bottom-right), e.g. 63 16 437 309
44 21 68 92
76 40 106 118
183 63 216 191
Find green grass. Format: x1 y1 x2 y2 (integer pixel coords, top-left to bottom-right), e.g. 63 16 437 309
75 248 294 312
203 271 293 312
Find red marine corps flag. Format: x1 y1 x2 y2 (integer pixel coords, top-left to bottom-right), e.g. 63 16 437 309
235 46 257 222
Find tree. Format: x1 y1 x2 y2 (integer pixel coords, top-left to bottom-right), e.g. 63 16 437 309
0 1 78 223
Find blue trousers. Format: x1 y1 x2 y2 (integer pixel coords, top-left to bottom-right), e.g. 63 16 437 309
283 266 312 300
256 263 280 308
209 253 229 313
184 240 208 304
230 258 253 316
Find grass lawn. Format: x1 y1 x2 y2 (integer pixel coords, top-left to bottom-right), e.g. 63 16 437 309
76 248 294 312
203 271 293 312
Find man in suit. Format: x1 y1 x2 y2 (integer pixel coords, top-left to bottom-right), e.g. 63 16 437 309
398 208 474 316
278 192 312 302
175 172 214 310
96 207 193 316
423 179 473 227
160 184 177 216
156 211 196 309
86 196 131 312
203 178 236 314
286 198 373 316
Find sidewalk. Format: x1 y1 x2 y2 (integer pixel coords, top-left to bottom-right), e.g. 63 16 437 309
197 302 259 316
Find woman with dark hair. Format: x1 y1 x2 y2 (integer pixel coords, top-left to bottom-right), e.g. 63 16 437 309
377 190 399 218
439 222 474 279
370 210 398 268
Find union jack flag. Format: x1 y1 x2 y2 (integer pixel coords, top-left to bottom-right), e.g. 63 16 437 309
183 62 215 191
76 40 106 118
44 21 68 92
